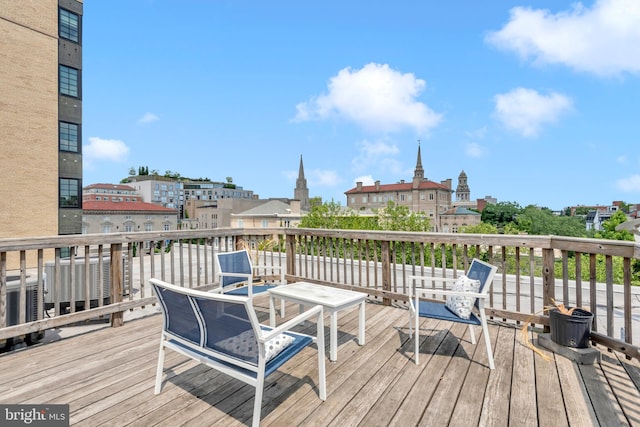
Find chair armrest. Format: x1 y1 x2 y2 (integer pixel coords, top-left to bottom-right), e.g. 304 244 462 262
409 275 458 285
408 274 457 296
259 305 323 341
415 288 486 300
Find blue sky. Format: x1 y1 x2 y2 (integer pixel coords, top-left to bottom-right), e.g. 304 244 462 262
82 0 640 211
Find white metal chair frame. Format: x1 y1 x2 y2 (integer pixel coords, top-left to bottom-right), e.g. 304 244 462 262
213 249 286 297
150 278 326 427
408 258 498 369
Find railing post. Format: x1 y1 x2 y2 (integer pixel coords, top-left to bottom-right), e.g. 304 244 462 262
286 234 296 278
110 243 124 327
542 248 555 332
381 240 391 306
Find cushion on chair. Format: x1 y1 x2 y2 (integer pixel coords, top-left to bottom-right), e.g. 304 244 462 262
265 333 295 361
214 329 294 362
445 275 481 319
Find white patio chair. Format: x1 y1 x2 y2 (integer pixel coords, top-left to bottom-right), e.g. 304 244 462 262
150 278 326 427
408 258 498 368
214 249 285 297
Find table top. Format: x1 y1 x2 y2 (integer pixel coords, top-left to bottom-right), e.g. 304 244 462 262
267 282 367 308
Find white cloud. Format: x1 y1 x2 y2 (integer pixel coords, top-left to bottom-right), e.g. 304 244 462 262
486 0 640 76
616 175 640 192
294 63 442 133
465 142 486 158
84 137 130 163
309 169 342 187
138 112 159 124
354 175 375 186
493 88 572 137
465 127 487 140
617 155 628 163
352 139 400 173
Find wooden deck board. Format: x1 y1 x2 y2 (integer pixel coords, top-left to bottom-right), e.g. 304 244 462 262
0 301 639 426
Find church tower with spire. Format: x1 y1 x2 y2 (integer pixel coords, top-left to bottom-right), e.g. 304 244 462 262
412 142 425 187
294 155 310 211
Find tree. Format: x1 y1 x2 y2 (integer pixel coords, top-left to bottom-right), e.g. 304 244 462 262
299 199 346 229
515 205 586 237
481 201 522 231
376 202 431 232
459 222 498 234
595 210 634 241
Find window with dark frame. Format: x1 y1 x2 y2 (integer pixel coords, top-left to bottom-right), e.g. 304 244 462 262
60 178 81 208
59 121 79 152
59 65 79 97
59 8 79 42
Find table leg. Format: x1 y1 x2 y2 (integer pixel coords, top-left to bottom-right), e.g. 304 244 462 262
358 301 366 346
269 295 276 327
330 311 338 362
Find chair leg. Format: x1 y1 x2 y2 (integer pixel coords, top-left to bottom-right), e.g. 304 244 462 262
479 315 495 370
154 341 166 394
414 306 420 365
468 324 477 345
252 379 265 427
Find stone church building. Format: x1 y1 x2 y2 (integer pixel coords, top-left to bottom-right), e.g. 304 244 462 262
344 146 482 232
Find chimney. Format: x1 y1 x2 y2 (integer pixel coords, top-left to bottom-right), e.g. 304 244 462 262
289 199 301 215
356 181 362 191
375 180 380 190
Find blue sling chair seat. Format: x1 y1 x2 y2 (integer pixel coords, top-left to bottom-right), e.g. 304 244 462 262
408 258 498 369
150 278 326 427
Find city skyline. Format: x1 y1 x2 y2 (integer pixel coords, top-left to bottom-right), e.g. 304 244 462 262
82 1 640 211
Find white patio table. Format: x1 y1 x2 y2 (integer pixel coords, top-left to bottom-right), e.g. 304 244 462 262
268 282 367 362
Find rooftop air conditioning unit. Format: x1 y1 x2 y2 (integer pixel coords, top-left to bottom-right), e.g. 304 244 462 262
44 257 112 312
4 274 45 346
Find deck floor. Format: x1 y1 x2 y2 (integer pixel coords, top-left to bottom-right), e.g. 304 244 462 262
1 297 639 426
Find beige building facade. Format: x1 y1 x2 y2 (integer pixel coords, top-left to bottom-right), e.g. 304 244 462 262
345 146 454 232
1 1 83 268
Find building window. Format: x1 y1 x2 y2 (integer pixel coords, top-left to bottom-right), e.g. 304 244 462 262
124 225 133 232
59 178 80 207
238 219 244 228
59 122 79 152
429 193 434 200
145 224 153 232
60 65 79 97
102 225 111 233
261 220 269 228
59 8 79 42
164 224 170 231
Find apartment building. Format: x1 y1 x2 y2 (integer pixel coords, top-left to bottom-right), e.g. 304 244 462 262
345 145 454 231
82 184 178 234
1 1 83 241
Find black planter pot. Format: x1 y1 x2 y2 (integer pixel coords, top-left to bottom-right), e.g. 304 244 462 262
549 308 594 348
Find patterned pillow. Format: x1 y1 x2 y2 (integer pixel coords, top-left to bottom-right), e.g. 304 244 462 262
264 333 295 361
445 275 481 319
214 330 294 362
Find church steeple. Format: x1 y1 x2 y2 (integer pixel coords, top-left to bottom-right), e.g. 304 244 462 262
413 141 424 184
294 155 310 211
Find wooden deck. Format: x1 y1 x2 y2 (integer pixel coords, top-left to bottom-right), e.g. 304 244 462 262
1 297 639 426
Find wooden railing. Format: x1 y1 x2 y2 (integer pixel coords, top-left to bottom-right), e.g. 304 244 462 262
1 228 638 360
